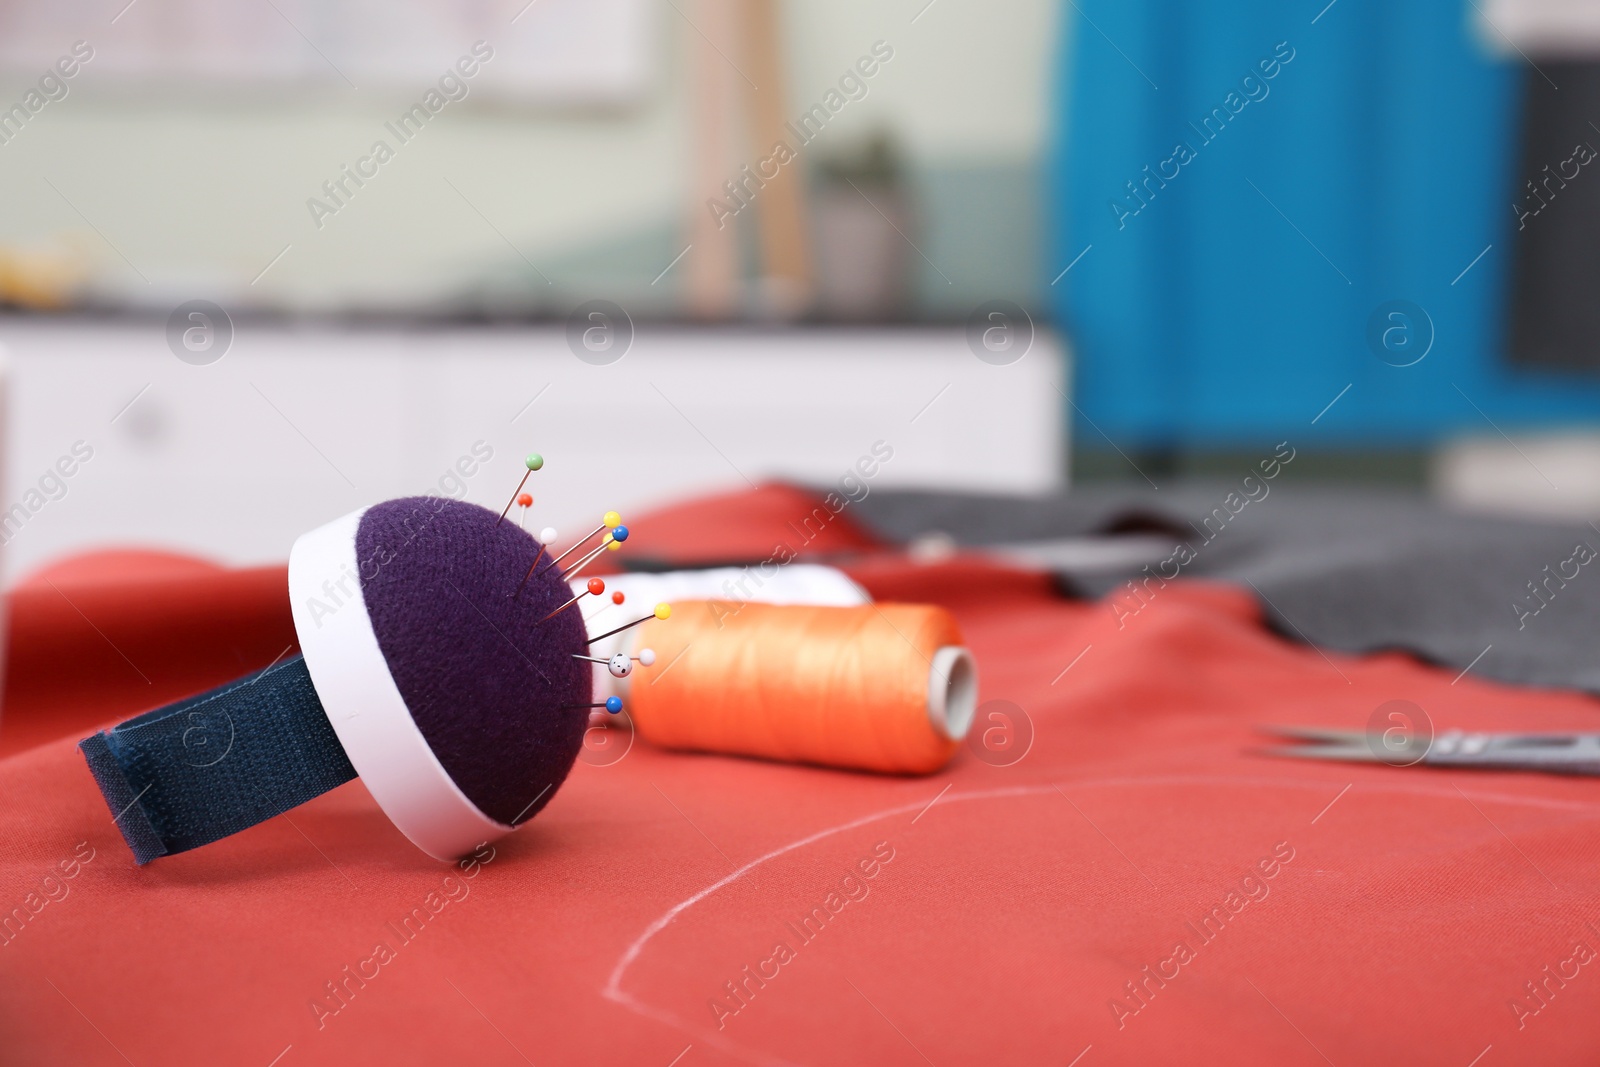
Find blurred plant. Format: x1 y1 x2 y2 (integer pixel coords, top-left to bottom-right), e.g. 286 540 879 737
815 130 903 190
811 131 912 320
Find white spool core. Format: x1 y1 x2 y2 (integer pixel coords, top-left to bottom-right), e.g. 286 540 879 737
927 646 978 742
579 565 873 706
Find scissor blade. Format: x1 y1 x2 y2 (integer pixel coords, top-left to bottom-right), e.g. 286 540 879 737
1256 724 1369 745
1254 724 1431 765
1250 743 1383 764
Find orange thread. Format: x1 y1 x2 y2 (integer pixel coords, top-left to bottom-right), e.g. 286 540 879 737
628 602 967 775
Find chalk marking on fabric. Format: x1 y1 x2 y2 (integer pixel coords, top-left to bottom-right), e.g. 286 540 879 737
605 776 1595 1063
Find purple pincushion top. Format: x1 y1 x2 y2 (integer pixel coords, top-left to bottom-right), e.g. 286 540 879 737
355 496 589 826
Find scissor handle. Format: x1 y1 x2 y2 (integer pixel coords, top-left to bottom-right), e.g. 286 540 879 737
1425 730 1600 775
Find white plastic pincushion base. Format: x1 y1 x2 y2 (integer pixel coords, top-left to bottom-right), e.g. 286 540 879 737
289 507 513 861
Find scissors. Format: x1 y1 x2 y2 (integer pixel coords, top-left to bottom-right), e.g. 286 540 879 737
1257 725 1600 777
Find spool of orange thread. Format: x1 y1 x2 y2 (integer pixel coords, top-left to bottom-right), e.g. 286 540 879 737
626 602 977 774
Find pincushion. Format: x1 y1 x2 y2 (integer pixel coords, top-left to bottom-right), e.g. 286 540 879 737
352 497 589 826
81 495 591 863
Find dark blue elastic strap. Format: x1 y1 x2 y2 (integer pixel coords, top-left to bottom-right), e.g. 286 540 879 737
78 655 356 864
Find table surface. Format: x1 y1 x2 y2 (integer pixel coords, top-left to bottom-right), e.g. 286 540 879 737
2 483 1597 1066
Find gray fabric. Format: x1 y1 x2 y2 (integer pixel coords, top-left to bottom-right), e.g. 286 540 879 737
847 484 1600 696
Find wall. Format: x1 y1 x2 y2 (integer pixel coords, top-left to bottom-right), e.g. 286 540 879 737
0 0 1061 318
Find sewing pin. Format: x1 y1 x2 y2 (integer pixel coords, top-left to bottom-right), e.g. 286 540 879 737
497 453 544 526
571 647 657 678
586 603 671 645
542 577 606 623
562 525 628 580
563 695 624 714
531 511 621 581
511 526 561 599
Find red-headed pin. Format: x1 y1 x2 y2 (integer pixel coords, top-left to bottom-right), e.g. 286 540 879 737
542 577 607 623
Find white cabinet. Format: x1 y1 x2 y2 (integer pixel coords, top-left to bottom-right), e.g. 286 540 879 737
0 319 1066 579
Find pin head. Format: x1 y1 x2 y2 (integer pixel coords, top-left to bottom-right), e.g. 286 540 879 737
654 603 672 620
605 695 623 714
539 527 557 545
603 510 622 527
606 653 633 678
612 590 625 604
637 647 656 666
525 454 544 471
587 577 606 596
611 525 629 542
517 493 532 508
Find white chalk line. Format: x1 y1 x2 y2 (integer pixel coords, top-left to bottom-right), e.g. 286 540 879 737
602 774 1600 1062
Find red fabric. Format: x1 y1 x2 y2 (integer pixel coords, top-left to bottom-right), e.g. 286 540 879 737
3 489 1600 1065
17 548 232 590
619 482 883 566
2 551 296 758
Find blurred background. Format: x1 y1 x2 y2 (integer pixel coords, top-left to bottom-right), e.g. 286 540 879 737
0 0 1596 576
